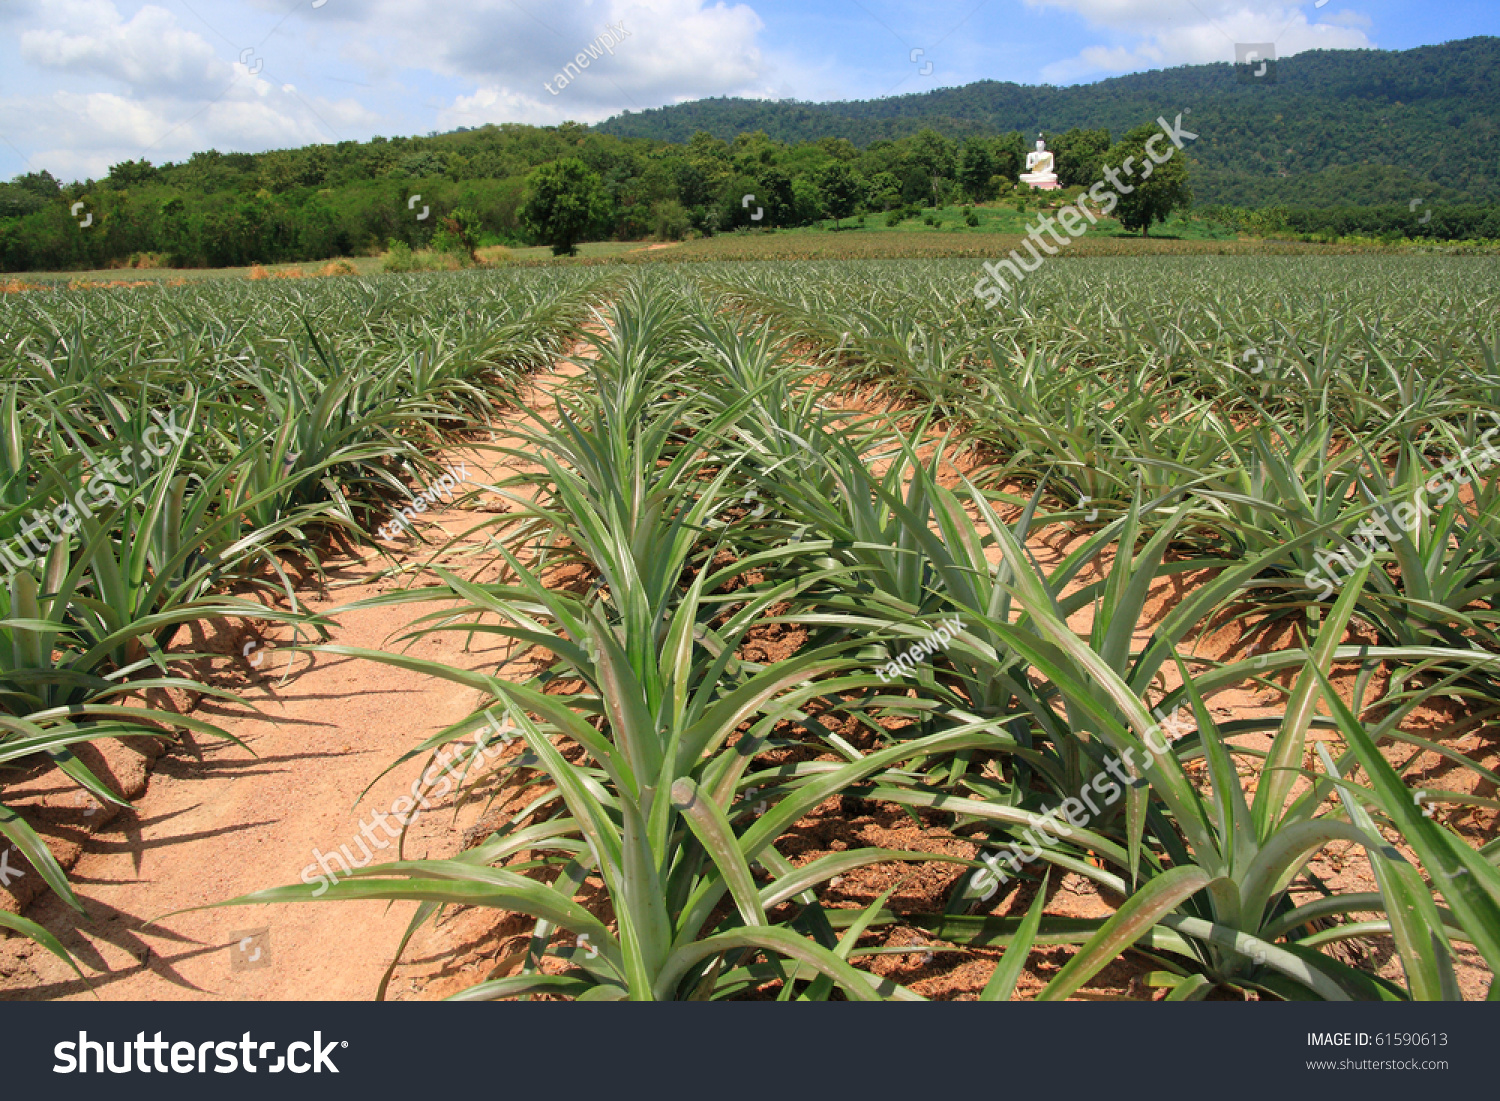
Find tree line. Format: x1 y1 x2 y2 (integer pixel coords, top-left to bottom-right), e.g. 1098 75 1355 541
1201 202 1500 242
0 122 1185 270
4 91 1492 271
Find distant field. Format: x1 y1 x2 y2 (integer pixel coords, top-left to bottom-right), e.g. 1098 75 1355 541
615 229 1339 263
812 202 1235 239
502 240 677 261
5 256 387 285
5 241 667 284
0 211 1398 286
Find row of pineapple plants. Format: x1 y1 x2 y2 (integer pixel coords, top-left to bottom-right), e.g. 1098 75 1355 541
223 269 1500 999
0 269 612 967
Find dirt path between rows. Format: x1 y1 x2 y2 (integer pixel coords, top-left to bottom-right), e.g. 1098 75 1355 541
0 356 586 1001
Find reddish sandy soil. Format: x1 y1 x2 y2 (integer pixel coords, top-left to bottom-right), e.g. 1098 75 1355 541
0 356 580 1001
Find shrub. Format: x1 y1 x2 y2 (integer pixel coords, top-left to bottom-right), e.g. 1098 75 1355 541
651 199 692 242
382 241 415 272
433 207 482 261
384 239 467 272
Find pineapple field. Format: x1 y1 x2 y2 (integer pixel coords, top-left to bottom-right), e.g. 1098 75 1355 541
2 253 1499 1002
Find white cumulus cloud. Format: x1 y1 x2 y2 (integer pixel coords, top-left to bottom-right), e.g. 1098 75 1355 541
1033 0 1374 82
21 0 225 98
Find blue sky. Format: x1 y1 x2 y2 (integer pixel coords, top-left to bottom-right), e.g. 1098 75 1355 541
0 0 1493 182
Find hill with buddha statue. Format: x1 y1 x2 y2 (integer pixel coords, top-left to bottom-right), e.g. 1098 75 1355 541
595 36 1500 207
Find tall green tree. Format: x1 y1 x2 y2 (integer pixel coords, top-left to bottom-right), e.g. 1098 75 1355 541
907 129 957 180
11 170 63 198
755 167 797 226
1106 124 1193 236
520 157 608 255
815 161 863 228
990 132 1025 181
106 160 159 189
1053 128 1111 188
866 171 902 211
898 166 931 206
791 176 824 225
957 142 997 201
907 128 957 207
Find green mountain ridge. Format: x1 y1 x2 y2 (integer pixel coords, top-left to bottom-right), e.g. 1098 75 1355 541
595 37 1500 206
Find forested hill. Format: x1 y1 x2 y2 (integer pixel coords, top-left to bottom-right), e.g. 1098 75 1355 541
3 36 1496 271
595 37 1500 206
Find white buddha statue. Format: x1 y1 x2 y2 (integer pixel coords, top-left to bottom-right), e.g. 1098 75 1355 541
1020 136 1060 190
